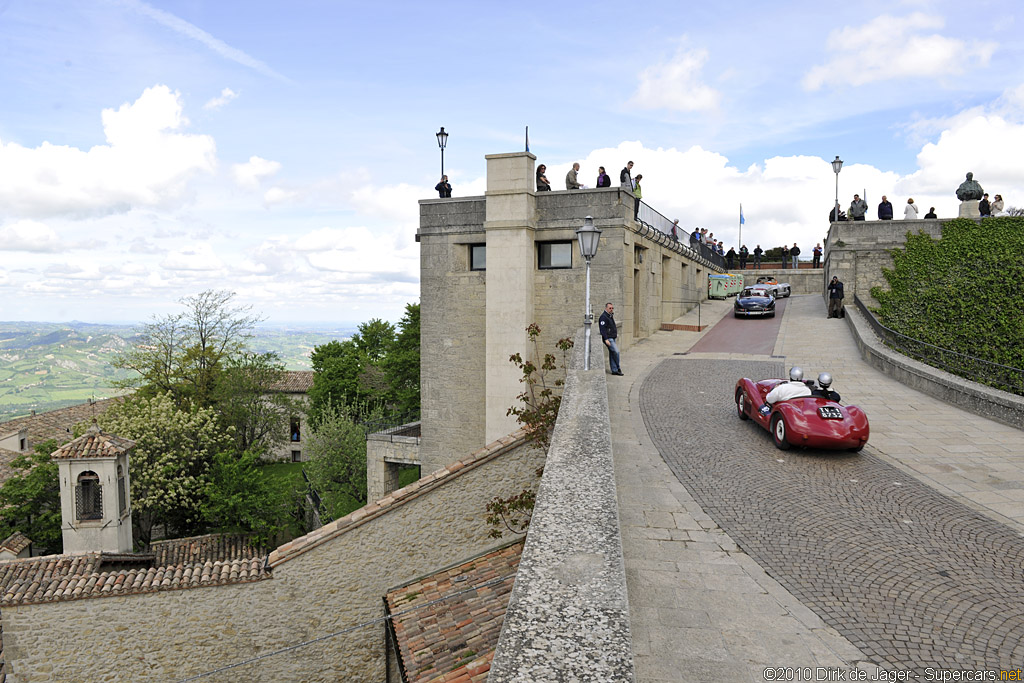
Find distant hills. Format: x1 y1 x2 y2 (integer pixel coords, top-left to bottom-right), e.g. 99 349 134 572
0 321 351 424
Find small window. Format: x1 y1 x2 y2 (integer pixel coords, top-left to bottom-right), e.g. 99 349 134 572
117 464 127 515
290 417 301 443
76 471 102 521
19 437 27 451
538 242 573 269
291 450 302 463
470 244 486 271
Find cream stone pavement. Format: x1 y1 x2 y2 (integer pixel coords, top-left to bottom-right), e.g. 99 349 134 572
607 293 1024 682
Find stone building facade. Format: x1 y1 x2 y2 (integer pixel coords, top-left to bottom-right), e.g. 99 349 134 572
416 151 721 477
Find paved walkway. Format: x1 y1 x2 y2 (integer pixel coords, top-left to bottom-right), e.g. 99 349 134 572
610 295 1024 682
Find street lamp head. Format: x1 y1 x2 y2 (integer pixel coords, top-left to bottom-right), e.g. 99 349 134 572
832 156 843 174
436 127 448 150
576 215 602 261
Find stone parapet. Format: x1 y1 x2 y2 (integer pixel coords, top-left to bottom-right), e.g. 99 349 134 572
490 327 635 682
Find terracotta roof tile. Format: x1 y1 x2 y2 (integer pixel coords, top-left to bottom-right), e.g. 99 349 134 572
50 424 134 460
268 371 314 393
386 542 522 683
0 532 31 556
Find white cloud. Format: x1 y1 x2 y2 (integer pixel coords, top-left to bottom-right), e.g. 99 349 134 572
160 243 224 271
264 186 300 205
0 220 62 252
631 46 721 112
204 87 238 110
803 13 996 90
292 226 418 280
348 183 423 223
232 155 281 189
0 86 216 218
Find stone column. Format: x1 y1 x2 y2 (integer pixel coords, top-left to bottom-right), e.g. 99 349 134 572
484 152 537 444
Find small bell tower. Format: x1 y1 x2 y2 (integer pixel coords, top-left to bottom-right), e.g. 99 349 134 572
52 423 135 554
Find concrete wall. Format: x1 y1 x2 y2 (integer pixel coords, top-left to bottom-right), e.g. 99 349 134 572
824 219 944 307
3 434 544 682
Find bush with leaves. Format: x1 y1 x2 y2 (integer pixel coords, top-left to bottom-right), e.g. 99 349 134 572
202 450 289 546
0 440 62 555
304 402 381 519
506 323 574 451
871 217 1024 372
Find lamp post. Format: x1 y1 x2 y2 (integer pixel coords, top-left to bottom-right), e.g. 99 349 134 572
436 127 448 179
576 216 602 371
832 156 843 223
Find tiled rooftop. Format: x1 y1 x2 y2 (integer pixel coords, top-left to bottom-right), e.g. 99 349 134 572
0 398 122 477
50 424 134 460
385 541 523 683
0 534 268 607
268 370 314 393
150 533 264 566
0 532 31 556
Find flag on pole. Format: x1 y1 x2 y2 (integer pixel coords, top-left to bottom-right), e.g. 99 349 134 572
740 204 745 225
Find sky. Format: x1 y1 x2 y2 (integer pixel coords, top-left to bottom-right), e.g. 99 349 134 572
0 0 1022 326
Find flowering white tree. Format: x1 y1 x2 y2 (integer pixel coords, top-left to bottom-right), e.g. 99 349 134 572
98 392 231 546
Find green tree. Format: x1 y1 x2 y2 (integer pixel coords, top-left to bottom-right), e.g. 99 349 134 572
114 289 261 410
212 351 295 455
202 450 286 544
304 402 378 519
0 440 62 555
381 303 420 418
97 392 232 546
308 318 396 424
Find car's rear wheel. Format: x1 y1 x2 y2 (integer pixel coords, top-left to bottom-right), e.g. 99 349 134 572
770 413 790 450
736 389 749 420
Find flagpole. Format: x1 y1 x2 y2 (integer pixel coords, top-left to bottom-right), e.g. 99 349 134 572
739 203 743 250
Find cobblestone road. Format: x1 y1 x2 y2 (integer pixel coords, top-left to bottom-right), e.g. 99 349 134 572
640 357 1024 673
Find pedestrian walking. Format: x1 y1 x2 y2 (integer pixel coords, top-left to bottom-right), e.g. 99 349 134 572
827 276 845 319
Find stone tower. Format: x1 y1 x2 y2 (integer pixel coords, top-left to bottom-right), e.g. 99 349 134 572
52 424 135 554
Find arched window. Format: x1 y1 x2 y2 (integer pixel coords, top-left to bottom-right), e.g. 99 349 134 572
76 471 102 521
117 464 127 515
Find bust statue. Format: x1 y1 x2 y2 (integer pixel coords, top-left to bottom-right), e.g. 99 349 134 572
956 172 984 201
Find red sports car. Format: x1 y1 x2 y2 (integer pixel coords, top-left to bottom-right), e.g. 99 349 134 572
734 377 869 452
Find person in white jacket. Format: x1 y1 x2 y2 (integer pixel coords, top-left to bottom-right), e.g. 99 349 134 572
904 198 919 219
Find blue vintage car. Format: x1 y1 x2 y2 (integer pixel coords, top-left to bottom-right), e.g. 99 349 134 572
733 286 776 318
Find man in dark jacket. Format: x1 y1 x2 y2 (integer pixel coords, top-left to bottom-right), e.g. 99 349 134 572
827 276 845 318
753 245 763 269
599 302 622 375
790 243 801 269
435 175 452 198
781 244 789 268
877 196 893 220
979 193 991 216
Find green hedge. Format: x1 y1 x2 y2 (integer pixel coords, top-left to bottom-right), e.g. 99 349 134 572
871 217 1024 370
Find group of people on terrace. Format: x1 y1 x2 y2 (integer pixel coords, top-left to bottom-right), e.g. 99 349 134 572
833 190 1008 222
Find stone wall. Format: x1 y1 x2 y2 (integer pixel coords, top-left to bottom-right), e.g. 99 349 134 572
418 197 488 476
824 219 944 307
2 433 543 682
740 267 828 296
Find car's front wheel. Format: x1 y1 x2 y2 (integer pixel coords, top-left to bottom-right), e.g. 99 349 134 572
771 413 791 450
736 389 749 420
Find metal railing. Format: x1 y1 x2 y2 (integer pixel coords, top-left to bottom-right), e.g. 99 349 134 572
854 295 1024 396
635 200 726 270
362 415 421 438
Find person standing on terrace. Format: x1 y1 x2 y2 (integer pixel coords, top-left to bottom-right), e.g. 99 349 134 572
596 166 611 188
566 163 582 190
536 164 551 192
435 175 451 198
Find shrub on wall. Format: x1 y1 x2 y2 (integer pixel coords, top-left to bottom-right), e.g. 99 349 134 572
871 217 1024 370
